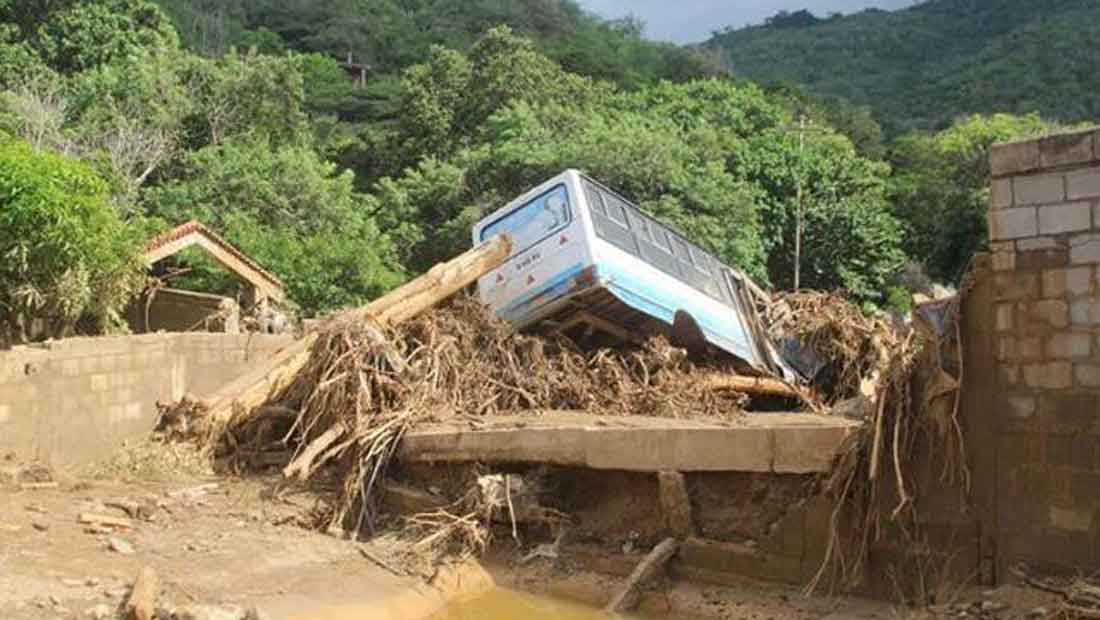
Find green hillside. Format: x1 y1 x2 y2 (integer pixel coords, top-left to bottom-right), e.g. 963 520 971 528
707 0 1100 133
153 0 722 88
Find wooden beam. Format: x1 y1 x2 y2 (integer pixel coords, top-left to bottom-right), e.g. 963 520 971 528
605 538 679 613
696 374 804 400
196 235 512 435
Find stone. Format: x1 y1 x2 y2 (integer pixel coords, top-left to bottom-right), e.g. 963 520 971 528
991 140 1040 176
85 604 113 620
243 607 271 620
1067 168 1100 200
991 177 1014 208
1038 202 1091 235
1070 234 1100 264
107 536 134 555
1047 332 1091 359
1023 362 1073 390
1040 130 1095 168
171 605 245 620
1039 392 1100 434
1066 267 1093 297
988 206 1037 240
1013 174 1065 206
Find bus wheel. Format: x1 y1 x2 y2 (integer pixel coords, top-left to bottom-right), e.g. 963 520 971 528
671 310 708 359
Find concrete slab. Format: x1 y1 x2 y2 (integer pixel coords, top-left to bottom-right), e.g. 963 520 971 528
397 412 861 474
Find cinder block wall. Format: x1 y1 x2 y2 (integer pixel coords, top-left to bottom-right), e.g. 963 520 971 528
986 127 1100 575
0 333 293 467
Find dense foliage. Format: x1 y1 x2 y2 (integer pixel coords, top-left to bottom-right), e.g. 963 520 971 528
0 0 1073 343
707 0 1100 134
0 136 144 342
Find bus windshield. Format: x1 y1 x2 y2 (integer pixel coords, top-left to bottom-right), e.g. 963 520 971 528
481 184 571 252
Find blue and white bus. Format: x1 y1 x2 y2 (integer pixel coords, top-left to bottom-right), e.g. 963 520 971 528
472 170 789 376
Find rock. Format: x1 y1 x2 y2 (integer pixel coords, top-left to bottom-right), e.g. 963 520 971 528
49 594 62 606
1029 608 1049 618
981 600 1008 613
32 521 49 532
85 603 114 619
171 604 245 620
243 607 270 620
108 537 135 555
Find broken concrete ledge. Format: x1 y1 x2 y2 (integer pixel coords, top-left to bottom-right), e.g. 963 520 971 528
398 412 860 474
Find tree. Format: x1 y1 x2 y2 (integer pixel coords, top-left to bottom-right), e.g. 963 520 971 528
144 138 402 314
2 0 180 75
889 113 1052 282
0 136 144 343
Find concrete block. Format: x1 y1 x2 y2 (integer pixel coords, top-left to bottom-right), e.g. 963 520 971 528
996 304 1014 331
1068 267 1093 297
658 471 696 538
1070 234 1100 264
991 241 1016 271
1018 237 1061 252
1071 299 1100 326
998 336 1042 362
994 272 1039 300
991 177 1014 208
1038 202 1092 235
1047 332 1092 358
1024 299 1069 329
1017 248 1069 271
1004 395 1037 420
1023 362 1074 390
991 140 1040 177
1014 174 1065 206
999 364 1021 387
1049 506 1093 533
1074 364 1100 388
1040 131 1095 169
1066 168 1100 200
989 206 1037 240
1039 391 1100 434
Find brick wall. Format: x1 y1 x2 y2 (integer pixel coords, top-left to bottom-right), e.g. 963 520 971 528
985 127 1100 575
0 333 293 467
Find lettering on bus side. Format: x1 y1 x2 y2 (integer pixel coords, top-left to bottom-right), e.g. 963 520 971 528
513 250 543 272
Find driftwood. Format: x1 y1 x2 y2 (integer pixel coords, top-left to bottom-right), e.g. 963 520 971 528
124 566 158 620
605 537 679 613
697 374 804 400
194 234 512 438
78 513 133 529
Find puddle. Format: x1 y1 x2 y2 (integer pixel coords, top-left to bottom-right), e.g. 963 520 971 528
427 588 650 619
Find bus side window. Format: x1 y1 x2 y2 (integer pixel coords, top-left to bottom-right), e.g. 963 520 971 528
584 181 606 215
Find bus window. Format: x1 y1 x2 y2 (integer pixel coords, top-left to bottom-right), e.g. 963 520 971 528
480 184 571 252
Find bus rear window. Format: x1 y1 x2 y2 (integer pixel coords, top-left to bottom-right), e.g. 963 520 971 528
480 184 571 251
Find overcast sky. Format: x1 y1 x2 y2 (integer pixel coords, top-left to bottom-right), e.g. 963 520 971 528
577 0 914 43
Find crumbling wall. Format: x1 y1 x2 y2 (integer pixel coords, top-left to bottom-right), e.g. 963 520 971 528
0 333 293 467
127 288 240 334
983 127 1100 577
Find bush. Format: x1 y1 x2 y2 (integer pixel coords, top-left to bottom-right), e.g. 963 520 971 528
0 136 144 342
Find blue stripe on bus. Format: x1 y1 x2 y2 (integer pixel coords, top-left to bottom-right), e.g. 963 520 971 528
597 262 759 364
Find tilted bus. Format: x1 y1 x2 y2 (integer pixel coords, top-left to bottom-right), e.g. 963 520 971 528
472 170 789 376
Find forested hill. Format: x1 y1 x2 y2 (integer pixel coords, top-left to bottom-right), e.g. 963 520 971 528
706 0 1100 134
152 0 721 87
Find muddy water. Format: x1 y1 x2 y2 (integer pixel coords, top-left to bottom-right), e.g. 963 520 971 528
426 588 649 619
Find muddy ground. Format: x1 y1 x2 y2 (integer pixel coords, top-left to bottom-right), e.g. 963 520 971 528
0 446 1065 620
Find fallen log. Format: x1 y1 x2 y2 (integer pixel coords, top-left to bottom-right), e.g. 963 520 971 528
605 537 679 613
194 234 512 438
697 374 804 400
124 566 158 620
282 421 347 481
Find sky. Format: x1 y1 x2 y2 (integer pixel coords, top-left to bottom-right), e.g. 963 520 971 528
577 0 914 43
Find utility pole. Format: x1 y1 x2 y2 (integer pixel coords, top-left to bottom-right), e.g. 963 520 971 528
794 114 806 291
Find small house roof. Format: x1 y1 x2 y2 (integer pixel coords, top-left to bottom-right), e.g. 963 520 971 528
143 220 286 303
